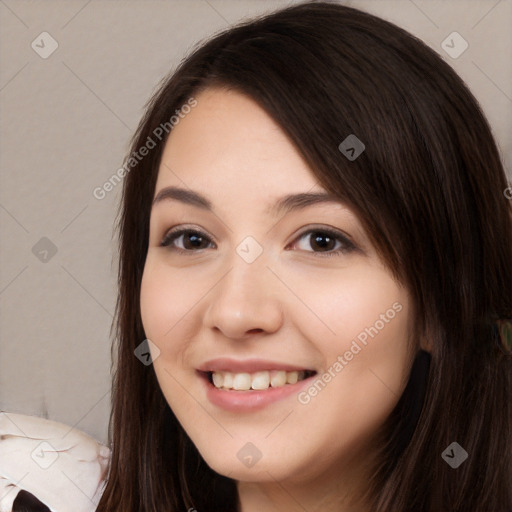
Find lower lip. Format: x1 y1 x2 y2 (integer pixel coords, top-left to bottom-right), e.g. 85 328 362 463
199 372 315 412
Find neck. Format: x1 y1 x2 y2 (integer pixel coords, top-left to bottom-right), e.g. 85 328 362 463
237 446 377 512
238 481 364 512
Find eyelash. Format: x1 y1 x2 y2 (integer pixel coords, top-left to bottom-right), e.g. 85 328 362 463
159 225 356 258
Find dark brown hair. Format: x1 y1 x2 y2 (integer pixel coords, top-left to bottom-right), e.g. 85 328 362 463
96 2 512 510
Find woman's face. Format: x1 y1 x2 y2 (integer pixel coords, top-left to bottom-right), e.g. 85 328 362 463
140 87 415 487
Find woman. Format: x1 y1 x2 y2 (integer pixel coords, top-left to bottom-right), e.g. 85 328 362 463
96 1 512 511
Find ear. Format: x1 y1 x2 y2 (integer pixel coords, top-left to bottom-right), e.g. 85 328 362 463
416 318 433 354
419 334 433 354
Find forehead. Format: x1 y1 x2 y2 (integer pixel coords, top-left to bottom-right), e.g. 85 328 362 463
155 87 320 194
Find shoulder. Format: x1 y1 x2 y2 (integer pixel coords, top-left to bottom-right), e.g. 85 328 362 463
0 412 110 512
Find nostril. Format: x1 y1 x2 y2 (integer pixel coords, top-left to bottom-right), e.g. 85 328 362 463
247 328 263 334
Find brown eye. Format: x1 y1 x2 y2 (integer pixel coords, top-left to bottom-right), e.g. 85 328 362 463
308 232 338 252
288 227 356 257
160 228 214 252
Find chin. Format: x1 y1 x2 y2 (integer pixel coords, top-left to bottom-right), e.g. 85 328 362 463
193 437 305 483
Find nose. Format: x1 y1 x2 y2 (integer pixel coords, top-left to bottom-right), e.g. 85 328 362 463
202 257 284 340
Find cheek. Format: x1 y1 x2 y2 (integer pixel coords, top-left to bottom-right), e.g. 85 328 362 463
291 264 413 434
140 264 171 342
139 256 202 412
286 261 411 358
140 254 202 344
139 253 221 413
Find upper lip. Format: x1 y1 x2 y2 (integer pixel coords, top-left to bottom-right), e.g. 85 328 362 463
197 358 315 373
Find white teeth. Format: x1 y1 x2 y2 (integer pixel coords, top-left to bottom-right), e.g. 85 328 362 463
270 370 287 387
233 373 251 390
251 371 270 390
222 372 234 389
211 369 310 390
212 372 224 388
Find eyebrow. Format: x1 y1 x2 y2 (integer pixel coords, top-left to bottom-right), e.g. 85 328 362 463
152 186 346 216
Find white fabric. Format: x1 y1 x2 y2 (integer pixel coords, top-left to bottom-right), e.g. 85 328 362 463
0 412 110 512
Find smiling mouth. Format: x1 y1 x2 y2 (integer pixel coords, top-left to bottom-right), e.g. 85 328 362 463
202 369 317 391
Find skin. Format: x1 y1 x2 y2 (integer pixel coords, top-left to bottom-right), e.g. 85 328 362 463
140 87 418 511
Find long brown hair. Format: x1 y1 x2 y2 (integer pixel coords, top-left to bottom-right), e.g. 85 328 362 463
96 2 512 510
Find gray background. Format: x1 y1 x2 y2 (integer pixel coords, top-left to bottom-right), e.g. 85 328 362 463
1 0 511 446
